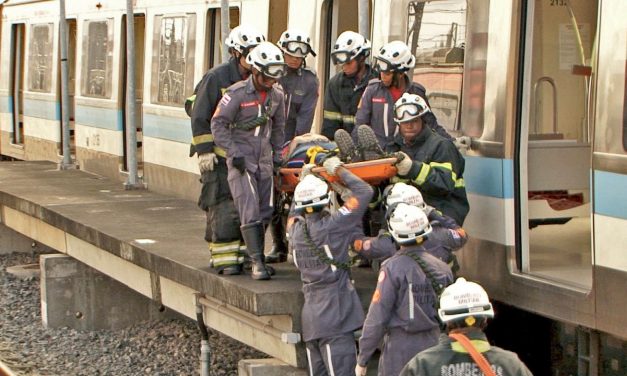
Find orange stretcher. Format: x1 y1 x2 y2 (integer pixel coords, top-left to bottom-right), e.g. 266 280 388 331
278 157 399 193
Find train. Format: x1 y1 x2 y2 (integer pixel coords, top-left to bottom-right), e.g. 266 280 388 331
0 0 625 374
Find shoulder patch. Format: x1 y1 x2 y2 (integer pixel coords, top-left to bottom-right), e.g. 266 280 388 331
371 288 381 303
344 197 360 211
372 97 386 103
378 270 386 283
219 93 231 106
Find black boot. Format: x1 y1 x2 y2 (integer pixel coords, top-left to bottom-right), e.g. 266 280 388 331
357 124 385 161
266 220 287 264
240 222 271 280
334 129 359 162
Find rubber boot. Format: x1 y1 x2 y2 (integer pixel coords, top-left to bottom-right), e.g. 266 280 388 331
240 222 271 280
334 129 359 162
357 124 385 161
266 219 288 264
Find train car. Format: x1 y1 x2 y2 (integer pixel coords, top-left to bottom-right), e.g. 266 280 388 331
0 0 625 374
0 0 289 200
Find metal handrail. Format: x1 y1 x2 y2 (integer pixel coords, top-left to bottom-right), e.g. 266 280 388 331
533 76 558 135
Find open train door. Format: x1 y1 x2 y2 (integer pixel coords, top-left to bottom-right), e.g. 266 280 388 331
517 0 597 288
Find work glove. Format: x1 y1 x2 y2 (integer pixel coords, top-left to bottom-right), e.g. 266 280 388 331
393 151 413 177
232 156 246 174
198 152 218 173
330 182 353 201
323 157 343 176
423 204 436 217
355 365 367 376
454 136 472 153
299 164 316 181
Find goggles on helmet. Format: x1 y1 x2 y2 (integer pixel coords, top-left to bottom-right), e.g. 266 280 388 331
282 41 312 56
260 63 287 79
331 51 355 65
375 57 399 73
394 102 428 122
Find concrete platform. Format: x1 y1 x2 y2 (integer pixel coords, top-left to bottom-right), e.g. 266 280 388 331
0 161 378 369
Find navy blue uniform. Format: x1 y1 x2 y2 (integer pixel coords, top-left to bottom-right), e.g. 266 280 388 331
279 67 319 142
289 168 373 376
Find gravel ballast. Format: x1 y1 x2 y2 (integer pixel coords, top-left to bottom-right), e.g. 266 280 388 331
0 251 267 376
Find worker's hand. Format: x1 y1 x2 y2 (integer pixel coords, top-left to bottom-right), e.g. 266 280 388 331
355 364 368 376
323 157 343 176
232 157 246 174
330 182 353 201
393 151 413 177
198 153 218 173
299 164 316 181
454 136 472 153
423 204 436 217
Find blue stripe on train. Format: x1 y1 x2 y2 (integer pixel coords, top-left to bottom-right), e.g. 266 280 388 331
0 96 11 113
594 170 627 220
75 105 122 131
464 156 514 199
22 98 59 120
142 113 191 144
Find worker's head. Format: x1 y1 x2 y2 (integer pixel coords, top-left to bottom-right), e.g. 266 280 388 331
294 174 330 214
438 278 495 330
331 31 371 77
226 25 265 70
387 203 432 246
277 29 316 69
246 42 287 91
374 41 415 87
383 182 426 211
394 93 430 141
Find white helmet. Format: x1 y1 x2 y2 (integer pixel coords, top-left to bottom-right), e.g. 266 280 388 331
387 203 432 245
438 278 495 323
278 29 316 57
294 174 330 211
375 40 415 72
226 25 265 55
331 31 371 64
384 182 426 209
394 93 430 123
246 42 287 79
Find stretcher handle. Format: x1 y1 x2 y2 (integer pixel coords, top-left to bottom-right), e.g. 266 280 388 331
310 157 399 173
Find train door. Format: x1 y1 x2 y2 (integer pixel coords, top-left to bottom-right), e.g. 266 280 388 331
518 0 597 288
59 19 77 158
120 14 145 175
10 23 26 145
320 0 360 86
204 7 240 71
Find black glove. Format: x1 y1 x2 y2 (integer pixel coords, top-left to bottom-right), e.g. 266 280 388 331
232 157 246 174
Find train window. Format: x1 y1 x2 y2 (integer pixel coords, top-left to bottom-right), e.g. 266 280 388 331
407 0 466 132
151 14 197 107
81 19 113 98
28 23 53 93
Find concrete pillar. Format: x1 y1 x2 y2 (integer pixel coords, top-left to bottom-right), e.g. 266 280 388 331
40 254 169 330
238 359 307 376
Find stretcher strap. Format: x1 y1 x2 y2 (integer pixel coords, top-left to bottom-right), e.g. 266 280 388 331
448 333 496 376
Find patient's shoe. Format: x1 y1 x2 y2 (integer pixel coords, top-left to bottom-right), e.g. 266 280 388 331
357 125 385 161
334 129 358 162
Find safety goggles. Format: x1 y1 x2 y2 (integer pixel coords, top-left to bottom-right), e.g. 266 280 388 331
260 63 287 79
331 50 355 65
394 102 428 122
375 57 400 73
281 41 315 57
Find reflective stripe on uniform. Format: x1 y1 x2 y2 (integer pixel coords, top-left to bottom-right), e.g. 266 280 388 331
192 133 214 145
341 115 355 124
306 347 314 376
210 240 242 267
451 339 491 353
414 161 465 187
323 110 343 120
214 146 227 158
325 344 336 376
415 163 431 185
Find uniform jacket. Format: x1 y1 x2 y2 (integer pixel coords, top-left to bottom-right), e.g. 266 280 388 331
400 330 534 376
357 247 453 367
190 57 244 156
211 77 286 180
288 168 373 342
388 128 469 225
279 67 319 143
321 65 378 139
355 76 451 150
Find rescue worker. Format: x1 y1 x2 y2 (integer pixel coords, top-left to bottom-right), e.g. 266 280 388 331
399 278 534 376
321 31 377 140
266 29 320 264
391 93 469 225
289 157 373 376
211 42 287 280
355 40 451 152
354 182 467 274
188 25 265 275
355 203 453 376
